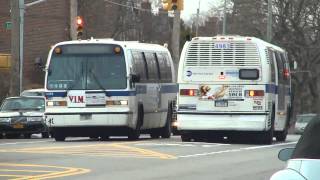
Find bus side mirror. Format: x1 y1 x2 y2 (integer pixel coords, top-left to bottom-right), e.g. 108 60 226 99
131 74 140 83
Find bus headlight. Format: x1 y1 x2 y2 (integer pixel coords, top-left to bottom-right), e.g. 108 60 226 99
106 100 128 106
47 101 67 106
0 117 11 123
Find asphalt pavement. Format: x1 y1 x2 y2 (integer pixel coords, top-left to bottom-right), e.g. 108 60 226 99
0 134 300 180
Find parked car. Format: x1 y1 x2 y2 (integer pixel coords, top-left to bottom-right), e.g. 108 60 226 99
270 114 320 180
20 88 45 97
295 113 317 134
0 96 49 138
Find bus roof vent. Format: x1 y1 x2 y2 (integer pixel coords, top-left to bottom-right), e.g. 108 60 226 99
185 41 261 67
265 48 270 64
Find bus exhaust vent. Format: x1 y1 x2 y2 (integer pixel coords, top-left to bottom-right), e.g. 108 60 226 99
185 41 261 67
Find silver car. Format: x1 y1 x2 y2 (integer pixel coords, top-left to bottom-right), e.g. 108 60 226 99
294 114 317 134
0 96 49 138
270 115 320 180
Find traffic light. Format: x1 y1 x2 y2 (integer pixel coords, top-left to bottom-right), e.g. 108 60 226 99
162 0 184 11
172 0 178 10
76 16 84 39
177 0 184 11
162 0 172 11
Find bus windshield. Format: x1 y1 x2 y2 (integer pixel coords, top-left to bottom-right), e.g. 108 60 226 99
47 44 127 90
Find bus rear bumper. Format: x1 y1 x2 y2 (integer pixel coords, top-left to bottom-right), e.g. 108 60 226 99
177 111 269 131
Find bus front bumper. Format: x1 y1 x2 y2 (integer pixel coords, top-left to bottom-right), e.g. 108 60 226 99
45 108 134 128
177 111 270 131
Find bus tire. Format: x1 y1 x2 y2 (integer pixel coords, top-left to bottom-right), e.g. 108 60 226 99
260 106 275 144
276 106 290 142
54 133 66 142
128 104 143 141
23 133 32 139
181 134 192 142
160 102 173 139
41 132 50 138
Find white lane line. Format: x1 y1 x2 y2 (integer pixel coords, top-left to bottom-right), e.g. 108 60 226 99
0 140 53 146
135 143 230 148
178 141 297 158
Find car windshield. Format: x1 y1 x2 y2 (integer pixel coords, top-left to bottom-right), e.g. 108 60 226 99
292 116 320 159
0 98 45 112
296 115 316 123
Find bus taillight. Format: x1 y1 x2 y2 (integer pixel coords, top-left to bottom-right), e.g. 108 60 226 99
245 90 264 97
180 89 198 96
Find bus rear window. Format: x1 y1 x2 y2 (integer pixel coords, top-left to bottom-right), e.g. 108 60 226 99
239 69 259 80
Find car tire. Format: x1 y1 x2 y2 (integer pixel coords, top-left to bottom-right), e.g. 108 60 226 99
150 131 161 139
6 133 20 139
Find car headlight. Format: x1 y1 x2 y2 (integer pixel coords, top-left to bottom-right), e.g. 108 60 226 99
27 117 43 122
0 117 11 122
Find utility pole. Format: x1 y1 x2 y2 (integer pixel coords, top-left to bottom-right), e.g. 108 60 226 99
222 0 227 35
70 0 78 40
267 0 272 42
171 10 181 73
195 0 201 36
9 0 22 96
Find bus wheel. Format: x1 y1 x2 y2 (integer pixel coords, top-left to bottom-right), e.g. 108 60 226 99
41 132 50 138
160 102 173 139
275 129 288 142
54 133 66 142
128 104 143 141
259 107 275 144
150 130 160 139
23 133 32 139
181 134 192 142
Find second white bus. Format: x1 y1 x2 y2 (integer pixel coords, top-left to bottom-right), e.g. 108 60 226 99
177 36 292 144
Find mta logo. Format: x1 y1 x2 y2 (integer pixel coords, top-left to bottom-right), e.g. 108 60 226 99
186 71 192 77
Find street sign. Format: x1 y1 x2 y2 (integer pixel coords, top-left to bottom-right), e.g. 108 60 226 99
4 21 12 30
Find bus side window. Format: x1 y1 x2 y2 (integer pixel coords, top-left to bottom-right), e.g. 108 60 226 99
156 53 169 83
275 52 284 82
132 51 148 83
268 50 276 83
144 52 159 82
162 53 173 82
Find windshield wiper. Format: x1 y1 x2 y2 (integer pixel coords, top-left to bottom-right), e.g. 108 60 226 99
88 69 107 92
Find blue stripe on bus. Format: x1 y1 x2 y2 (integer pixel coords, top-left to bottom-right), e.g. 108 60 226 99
45 84 177 98
45 91 136 98
265 84 278 94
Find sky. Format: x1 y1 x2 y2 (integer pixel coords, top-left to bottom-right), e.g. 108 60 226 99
180 0 218 20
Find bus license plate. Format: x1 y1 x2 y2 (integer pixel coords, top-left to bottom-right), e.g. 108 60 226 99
80 114 92 121
215 100 228 107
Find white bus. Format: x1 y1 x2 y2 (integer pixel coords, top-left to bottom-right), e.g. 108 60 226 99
44 39 177 141
177 36 292 144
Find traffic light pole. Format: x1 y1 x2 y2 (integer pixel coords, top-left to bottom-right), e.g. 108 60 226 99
70 0 78 40
19 0 24 95
171 10 180 75
10 0 21 96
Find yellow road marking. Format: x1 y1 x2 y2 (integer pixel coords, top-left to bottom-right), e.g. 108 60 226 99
0 169 58 173
0 163 90 180
0 142 177 160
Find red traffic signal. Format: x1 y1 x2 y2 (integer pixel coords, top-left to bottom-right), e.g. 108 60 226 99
76 16 84 38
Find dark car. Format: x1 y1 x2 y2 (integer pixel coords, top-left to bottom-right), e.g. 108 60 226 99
270 114 320 180
0 96 49 138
